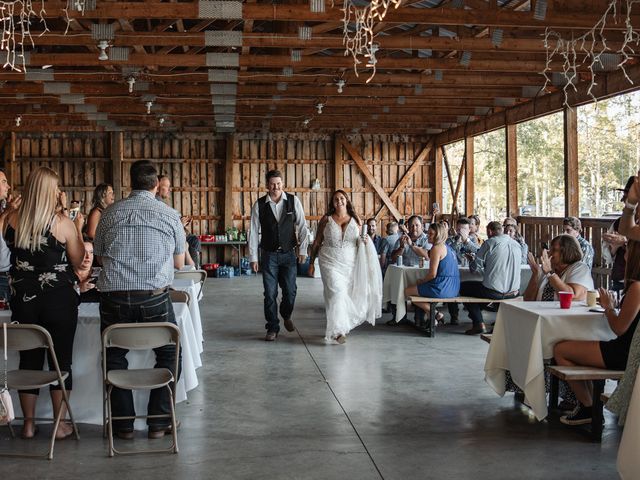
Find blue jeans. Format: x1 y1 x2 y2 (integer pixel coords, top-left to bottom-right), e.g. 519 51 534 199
99 291 180 430
262 250 297 333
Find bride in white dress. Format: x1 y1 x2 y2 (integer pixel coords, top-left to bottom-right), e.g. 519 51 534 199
308 190 382 344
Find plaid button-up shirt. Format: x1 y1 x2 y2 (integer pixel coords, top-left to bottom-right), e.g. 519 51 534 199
94 190 186 291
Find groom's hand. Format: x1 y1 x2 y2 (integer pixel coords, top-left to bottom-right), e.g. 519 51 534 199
297 254 307 264
250 261 259 273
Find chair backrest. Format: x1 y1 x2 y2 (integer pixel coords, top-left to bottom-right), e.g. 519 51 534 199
102 323 180 351
0 323 52 352
174 270 206 297
169 289 191 306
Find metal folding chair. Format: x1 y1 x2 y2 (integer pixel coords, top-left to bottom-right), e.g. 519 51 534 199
102 322 180 457
173 270 206 300
169 289 191 307
0 323 80 460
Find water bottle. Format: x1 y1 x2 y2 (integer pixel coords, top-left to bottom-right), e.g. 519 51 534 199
419 256 425 268
397 255 403 267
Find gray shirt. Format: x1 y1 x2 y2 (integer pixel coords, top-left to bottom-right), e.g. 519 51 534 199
380 233 401 258
392 233 432 266
0 234 10 272
470 234 522 293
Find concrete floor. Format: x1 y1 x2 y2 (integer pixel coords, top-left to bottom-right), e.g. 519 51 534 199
1 275 621 479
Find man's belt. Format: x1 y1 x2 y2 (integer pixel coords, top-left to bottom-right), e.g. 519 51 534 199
104 287 169 297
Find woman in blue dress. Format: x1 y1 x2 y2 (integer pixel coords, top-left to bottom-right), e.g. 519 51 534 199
405 222 460 324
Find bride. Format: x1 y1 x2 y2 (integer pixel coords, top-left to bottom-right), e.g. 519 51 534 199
308 190 382 344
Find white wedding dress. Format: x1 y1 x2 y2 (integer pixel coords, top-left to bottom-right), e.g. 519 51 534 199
318 217 383 341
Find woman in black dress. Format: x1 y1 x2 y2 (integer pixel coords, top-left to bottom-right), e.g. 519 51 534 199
554 239 640 426
3 167 85 439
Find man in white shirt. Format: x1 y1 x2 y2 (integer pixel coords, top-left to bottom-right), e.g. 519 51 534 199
249 170 309 341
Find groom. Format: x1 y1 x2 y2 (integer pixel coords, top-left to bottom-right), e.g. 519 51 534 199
249 170 309 341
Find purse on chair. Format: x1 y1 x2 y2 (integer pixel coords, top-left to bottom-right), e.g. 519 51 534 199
0 322 14 425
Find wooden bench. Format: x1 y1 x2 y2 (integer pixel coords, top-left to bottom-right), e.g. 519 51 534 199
546 365 624 442
480 333 492 344
408 296 522 338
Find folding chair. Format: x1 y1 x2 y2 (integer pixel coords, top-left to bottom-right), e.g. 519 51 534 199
0 323 80 460
169 289 191 307
102 322 180 457
173 270 206 300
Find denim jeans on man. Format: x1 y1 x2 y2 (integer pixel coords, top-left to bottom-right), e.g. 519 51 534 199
100 291 180 430
262 250 297 333
459 281 518 327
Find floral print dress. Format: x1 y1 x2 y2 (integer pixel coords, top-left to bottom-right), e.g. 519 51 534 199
5 220 76 303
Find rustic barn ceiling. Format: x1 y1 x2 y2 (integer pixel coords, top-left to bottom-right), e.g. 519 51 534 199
0 0 638 134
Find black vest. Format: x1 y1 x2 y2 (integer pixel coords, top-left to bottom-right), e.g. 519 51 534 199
258 193 297 252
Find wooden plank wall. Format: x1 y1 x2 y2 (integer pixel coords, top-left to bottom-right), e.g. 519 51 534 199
232 133 434 238
11 132 110 210
518 215 613 288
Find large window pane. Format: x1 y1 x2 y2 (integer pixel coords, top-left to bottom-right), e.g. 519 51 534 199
473 129 506 226
442 140 465 214
517 111 565 217
578 91 640 217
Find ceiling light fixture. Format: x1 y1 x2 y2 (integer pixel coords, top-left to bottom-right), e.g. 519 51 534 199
145 101 153 114
316 103 324 114
126 75 136 93
15 115 21 127
97 40 109 61
336 79 345 93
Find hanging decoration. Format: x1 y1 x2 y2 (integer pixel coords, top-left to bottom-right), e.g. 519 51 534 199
340 0 403 83
0 1 47 72
542 0 640 107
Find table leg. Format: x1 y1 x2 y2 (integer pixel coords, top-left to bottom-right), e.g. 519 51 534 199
428 303 435 338
549 373 559 410
591 380 605 443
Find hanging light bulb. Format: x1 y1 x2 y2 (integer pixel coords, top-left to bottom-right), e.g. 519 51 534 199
15 115 21 127
97 40 109 61
126 76 136 93
316 103 324 114
336 79 345 93
145 101 153 114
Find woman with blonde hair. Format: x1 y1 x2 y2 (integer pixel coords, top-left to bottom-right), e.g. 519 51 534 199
2 167 85 440
308 190 382 344
85 182 114 241
405 222 460 325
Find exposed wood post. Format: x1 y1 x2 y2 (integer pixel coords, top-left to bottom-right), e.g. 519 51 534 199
506 124 518 217
564 107 579 217
464 136 474 215
434 144 442 212
224 133 235 229
6 132 16 191
111 131 123 200
333 134 343 191
339 137 402 220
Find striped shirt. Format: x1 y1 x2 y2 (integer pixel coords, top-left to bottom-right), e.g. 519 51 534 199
94 190 186 291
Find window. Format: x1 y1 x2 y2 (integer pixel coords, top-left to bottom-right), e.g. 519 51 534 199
517 111 565 217
578 91 640 217
473 129 507 226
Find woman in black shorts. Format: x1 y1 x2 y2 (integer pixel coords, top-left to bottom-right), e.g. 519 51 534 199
554 239 640 426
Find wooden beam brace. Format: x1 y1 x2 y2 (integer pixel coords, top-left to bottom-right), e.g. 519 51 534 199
465 136 474 215
434 146 443 213
339 137 402 220
374 142 433 219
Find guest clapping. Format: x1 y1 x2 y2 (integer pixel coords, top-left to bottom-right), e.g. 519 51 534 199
523 234 593 302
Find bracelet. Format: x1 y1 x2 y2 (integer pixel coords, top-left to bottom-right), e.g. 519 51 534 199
625 201 637 210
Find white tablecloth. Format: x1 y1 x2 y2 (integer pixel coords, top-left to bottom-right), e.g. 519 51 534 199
172 278 204 353
484 301 616 420
382 264 532 320
618 367 640 478
2 302 201 428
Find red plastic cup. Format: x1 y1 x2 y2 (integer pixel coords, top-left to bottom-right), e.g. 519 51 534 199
558 291 573 309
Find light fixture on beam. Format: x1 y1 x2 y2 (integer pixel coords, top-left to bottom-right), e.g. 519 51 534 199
97 40 109 61
145 101 153 114
316 103 324 114
126 75 136 93
336 79 345 93
15 115 21 127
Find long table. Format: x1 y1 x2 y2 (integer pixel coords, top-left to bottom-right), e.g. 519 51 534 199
2 302 202 428
172 277 204 353
484 301 615 420
382 264 533 322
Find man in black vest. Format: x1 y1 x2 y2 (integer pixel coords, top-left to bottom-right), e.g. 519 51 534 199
249 170 309 341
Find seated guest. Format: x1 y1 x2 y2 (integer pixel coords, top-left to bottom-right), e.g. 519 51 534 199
469 214 483 244
389 215 431 267
562 216 594 268
366 217 383 255
554 239 640 426
405 223 460 325
85 183 114 241
446 217 479 266
379 221 400 271
460 221 521 335
523 234 593 302
75 241 99 302
503 217 528 264
183 216 202 268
